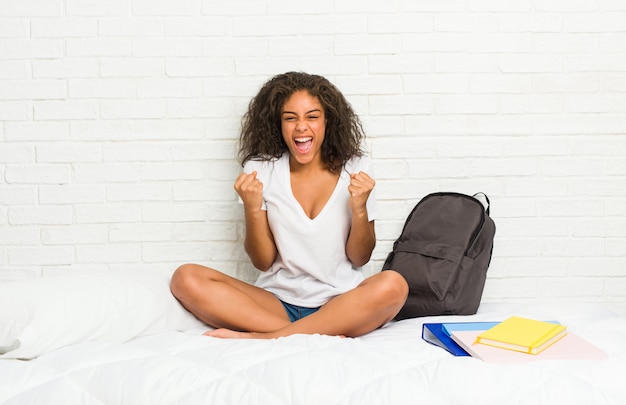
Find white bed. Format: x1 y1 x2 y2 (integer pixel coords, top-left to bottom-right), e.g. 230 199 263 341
1 270 625 405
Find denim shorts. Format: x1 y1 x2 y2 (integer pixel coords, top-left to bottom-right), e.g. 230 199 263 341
280 300 320 322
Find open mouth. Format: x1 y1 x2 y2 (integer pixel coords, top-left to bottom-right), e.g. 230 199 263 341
294 137 313 154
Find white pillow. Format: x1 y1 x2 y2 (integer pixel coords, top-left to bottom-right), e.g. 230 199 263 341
0 269 206 359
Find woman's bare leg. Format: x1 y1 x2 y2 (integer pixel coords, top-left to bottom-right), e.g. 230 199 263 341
206 270 409 339
170 263 291 332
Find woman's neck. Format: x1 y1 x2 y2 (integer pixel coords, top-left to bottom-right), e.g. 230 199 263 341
288 155 328 175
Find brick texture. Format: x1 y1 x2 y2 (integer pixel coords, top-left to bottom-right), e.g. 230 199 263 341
1 1 625 314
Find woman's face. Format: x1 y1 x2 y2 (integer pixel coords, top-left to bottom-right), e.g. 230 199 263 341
280 90 326 168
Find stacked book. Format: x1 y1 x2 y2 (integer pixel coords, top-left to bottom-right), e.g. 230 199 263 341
422 316 607 363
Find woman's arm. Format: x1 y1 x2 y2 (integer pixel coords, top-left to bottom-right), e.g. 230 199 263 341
345 172 376 267
235 171 277 271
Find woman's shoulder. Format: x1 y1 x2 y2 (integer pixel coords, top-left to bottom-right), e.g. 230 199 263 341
242 154 289 188
242 153 287 174
343 154 373 175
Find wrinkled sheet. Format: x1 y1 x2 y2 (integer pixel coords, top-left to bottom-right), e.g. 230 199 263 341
1 302 625 405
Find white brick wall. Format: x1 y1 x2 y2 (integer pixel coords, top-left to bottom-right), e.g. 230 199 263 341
1 1 625 314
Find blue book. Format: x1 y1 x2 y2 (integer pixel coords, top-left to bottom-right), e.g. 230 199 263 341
421 321 500 356
422 323 470 356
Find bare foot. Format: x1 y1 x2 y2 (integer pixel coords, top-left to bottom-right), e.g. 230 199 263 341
203 328 259 339
203 328 348 340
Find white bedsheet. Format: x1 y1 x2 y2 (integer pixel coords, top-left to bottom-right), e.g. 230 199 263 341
2 302 625 405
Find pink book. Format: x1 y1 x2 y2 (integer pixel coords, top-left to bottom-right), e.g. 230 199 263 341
451 330 608 363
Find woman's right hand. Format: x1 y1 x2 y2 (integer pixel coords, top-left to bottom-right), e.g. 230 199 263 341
234 171 276 271
234 171 264 211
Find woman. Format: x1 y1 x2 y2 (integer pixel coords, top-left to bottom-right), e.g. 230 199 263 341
170 72 408 339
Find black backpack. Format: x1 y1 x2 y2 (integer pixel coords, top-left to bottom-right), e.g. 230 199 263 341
383 192 496 320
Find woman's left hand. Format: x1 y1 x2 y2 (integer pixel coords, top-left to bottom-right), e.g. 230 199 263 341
348 171 375 215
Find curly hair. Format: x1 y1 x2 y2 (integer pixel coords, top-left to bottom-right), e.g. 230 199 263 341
238 72 365 174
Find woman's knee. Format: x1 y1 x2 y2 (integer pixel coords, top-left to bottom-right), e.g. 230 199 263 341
170 263 209 300
377 270 409 306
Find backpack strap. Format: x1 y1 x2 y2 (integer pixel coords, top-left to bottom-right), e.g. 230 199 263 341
395 240 464 264
473 192 491 216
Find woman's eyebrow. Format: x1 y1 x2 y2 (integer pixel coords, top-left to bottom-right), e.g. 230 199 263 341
281 109 322 115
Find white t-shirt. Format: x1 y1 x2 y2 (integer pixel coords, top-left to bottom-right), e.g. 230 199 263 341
243 152 378 307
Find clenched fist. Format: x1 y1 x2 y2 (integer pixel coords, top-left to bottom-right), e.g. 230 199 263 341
348 171 375 216
234 171 264 212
